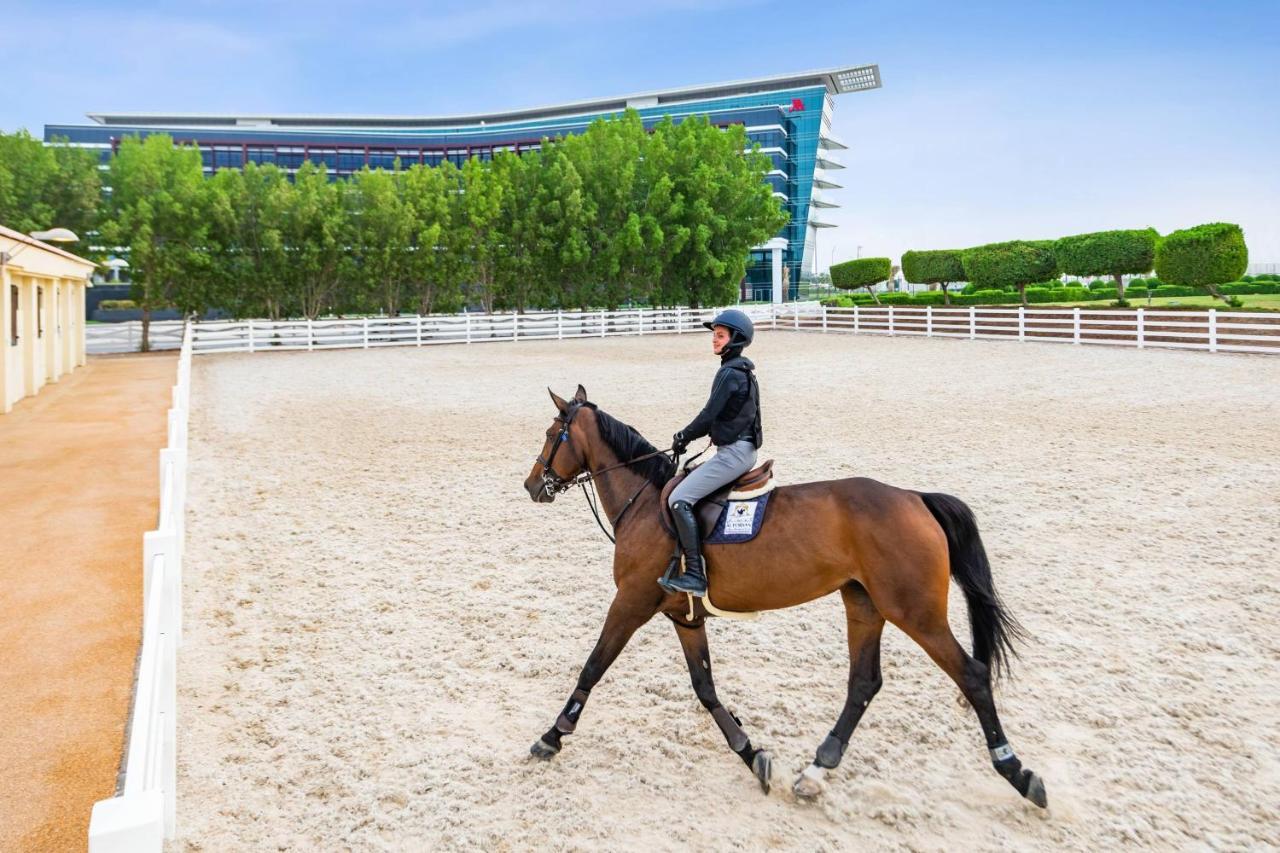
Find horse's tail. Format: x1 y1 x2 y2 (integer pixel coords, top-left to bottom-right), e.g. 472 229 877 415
917 491 1027 682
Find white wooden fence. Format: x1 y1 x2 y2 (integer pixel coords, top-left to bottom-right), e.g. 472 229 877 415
189 303 1280 356
87 324 191 852
772 305 1280 355
189 306 781 353
87 321 186 354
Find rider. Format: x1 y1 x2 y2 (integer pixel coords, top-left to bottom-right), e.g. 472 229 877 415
659 309 763 597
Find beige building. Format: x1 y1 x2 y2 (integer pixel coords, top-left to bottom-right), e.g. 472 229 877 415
1 225 94 414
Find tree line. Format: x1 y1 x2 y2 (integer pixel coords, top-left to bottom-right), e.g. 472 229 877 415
1 112 788 341
833 225 1249 307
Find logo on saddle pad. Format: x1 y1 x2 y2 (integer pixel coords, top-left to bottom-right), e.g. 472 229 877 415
706 493 771 543
722 501 758 535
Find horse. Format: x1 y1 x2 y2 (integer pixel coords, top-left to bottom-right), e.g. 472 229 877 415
522 384 1047 808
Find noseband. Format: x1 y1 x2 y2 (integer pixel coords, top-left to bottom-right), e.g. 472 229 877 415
534 402 678 543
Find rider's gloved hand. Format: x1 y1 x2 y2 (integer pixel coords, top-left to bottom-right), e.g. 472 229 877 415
672 432 689 455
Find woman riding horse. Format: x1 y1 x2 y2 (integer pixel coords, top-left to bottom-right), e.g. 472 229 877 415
662 308 764 597
523 324 1047 808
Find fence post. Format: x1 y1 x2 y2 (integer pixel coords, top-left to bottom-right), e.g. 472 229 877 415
1136 308 1144 349
248 320 255 354
1209 310 1218 352
794 308 800 331
557 310 563 340
888 306 895 336
1073 307 1081 344
1018 306 1025 341
307 318 314 351
513 312 519 342
638 308 644 336
926 305 933 337
465 312 471 344
416 315 423 347
772 306 778 331
822 306 828 333
969 306 976 340
854 305 860 334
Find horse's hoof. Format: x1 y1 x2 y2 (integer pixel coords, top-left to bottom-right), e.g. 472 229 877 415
1024 772 1048 809
751 750 772 795
529 739 560 760
792 773 822 800
793 764 825 800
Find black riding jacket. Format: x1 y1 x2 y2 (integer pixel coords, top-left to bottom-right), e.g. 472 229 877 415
679 351 763 448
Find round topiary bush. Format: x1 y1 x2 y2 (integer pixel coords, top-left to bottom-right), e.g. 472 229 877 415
831 256 892 304
961 240 1058 306
1054 228 1158 301
1154 222 1248 303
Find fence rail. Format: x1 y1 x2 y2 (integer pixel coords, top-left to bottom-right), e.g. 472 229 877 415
88 325 191 852
87 321 185 354
190 306 785 354
190 303 1280 357
772 304 1280 355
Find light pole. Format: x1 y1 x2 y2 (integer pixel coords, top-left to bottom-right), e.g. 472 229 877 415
856 244 863 259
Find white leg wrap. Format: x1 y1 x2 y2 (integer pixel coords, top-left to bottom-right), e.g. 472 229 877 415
801 764 826 784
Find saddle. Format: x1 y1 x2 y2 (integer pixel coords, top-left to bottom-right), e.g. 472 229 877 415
659 459 775 539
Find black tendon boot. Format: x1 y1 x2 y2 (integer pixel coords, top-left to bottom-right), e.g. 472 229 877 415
660 500 708 597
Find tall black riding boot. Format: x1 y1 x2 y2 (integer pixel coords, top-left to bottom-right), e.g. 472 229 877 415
660 500 708 597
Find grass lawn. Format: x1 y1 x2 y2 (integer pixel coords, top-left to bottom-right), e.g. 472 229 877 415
1041 294 1280 310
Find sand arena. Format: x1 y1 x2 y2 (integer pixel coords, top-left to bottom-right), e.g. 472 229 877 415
174 331 1279 850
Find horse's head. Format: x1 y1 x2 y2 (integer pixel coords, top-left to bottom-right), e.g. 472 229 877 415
524 384 594 503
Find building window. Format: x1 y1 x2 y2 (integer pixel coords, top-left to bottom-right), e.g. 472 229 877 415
9 285 17 346
37 287 43 337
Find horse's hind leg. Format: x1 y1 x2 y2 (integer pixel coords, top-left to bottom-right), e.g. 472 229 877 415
672 620 772 793
897 611 1048 809
793 582 885 799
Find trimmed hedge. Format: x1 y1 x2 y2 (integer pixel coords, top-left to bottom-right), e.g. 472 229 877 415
831 257 892 289
98 299 138 310
1155 223 1248 296
1054 228 1158 298
901 249 965 286
962 240 1058 304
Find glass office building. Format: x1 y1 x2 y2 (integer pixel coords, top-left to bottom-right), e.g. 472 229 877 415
46 65 881 301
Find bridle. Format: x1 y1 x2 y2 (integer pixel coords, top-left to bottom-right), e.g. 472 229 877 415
535 402 678 544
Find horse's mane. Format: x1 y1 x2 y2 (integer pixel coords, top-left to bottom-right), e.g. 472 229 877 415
576 403 674 488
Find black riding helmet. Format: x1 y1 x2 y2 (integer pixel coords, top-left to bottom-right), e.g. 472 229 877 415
702 308 754 347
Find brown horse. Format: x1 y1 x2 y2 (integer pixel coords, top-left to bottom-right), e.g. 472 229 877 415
523 385 1047 808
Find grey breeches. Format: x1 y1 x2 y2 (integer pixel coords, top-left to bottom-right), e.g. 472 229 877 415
668 440 758 507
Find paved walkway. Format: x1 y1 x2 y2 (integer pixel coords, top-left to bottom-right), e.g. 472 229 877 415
0 352 177 852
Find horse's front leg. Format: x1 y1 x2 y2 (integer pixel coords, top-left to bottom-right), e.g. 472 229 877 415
530 585 659 759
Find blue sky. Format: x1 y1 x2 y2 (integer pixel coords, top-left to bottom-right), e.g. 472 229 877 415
4 0 1278 264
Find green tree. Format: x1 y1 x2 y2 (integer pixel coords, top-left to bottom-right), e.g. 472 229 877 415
401 161 465 314
460 156 505 312
279 162 349 319
1154 222 1248 304
347 167 412 315
831 257 892 304
205 163 290 319
962 240 1058 306
102 134 211 350
650 116 787 308
901 249 965 305
1054 228 1157 304
526 144 591 310
0 130 101 256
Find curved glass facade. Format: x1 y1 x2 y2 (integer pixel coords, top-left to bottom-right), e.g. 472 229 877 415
48 67 879 300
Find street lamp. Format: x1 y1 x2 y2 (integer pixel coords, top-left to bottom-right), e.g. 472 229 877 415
1 227 81 267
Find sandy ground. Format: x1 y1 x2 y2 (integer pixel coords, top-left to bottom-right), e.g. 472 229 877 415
0 352 176 852
174 332 1279 851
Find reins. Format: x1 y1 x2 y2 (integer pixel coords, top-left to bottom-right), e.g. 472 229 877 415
537 403 708 543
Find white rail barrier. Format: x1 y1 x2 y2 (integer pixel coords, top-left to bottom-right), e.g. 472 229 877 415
193 303 1278 357
780 305 1280 355
88 323 191 852
87 321 186 354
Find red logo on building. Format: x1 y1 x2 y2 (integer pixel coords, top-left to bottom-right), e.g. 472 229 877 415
790 98 804 112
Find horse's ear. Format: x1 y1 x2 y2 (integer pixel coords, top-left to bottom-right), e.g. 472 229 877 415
574 384 588 404
548 387 569 413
